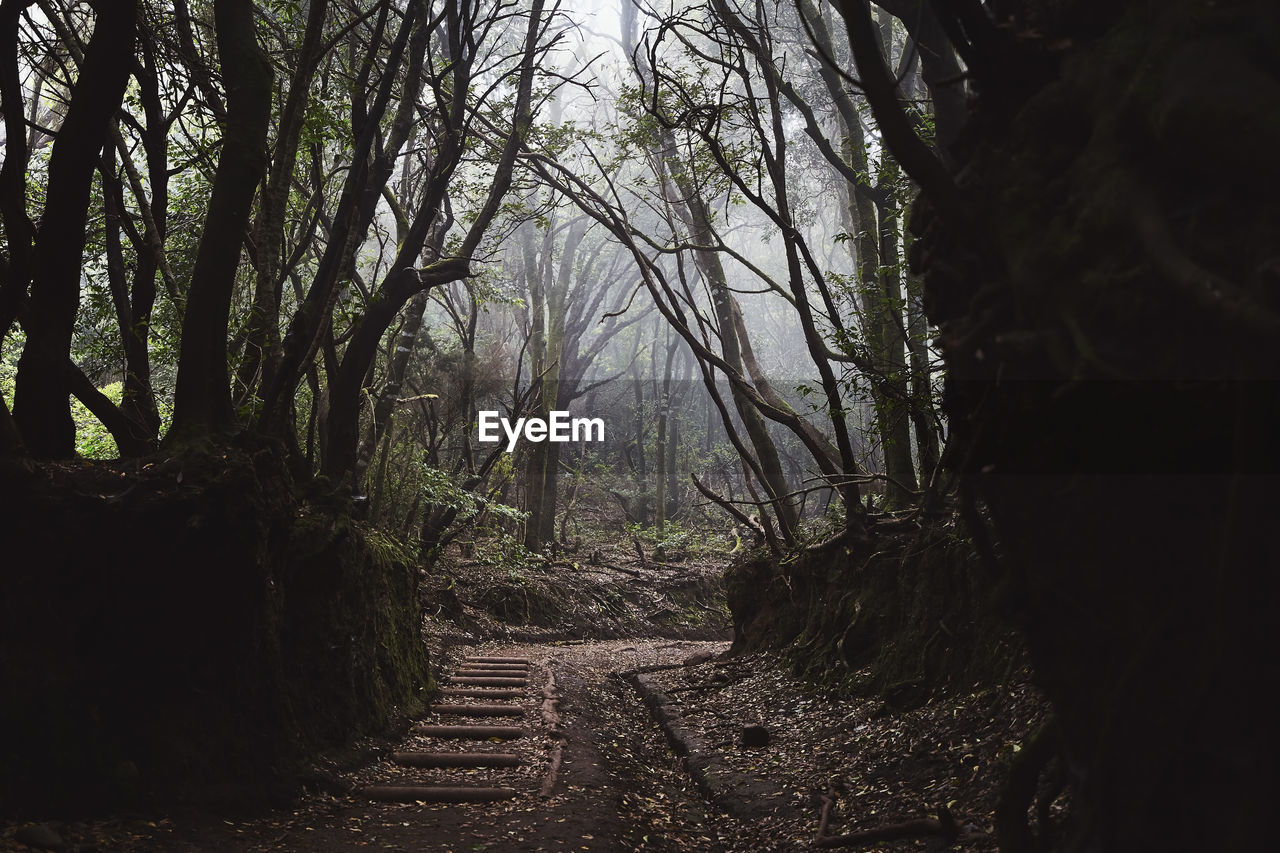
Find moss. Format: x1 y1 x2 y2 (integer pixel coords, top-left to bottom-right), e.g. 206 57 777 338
0 444 431 815
724 523 1023 706
279 521 431 745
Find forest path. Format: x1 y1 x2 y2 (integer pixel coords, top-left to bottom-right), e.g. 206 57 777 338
5 638 1035 852
66 639 757 852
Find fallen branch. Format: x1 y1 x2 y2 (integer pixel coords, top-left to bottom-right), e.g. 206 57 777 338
691 473 764 538
362 785 516 803
610 562 645 577
815 803 959 849
539 662 567 799
622 671 786 817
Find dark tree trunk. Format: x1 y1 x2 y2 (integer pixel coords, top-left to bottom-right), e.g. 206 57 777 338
256 3 419 434
321 267 463 482
13 3 137 458
168 0 273 444
903 265 939 486
876 194 920 506
889 3 1280 850
355 290 429 488
0 4 34 351
236 0 330 406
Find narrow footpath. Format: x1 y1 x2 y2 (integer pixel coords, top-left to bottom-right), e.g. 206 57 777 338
6 639 1031 852
54 640 760 852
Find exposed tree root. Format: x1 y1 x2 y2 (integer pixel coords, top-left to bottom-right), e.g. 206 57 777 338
539 661 566 798
995 715 1059 853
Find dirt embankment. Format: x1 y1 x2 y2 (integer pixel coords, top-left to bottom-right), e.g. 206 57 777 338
0 446 430 816
421 541 733 645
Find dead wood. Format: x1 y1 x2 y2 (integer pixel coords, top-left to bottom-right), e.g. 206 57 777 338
392 752 521 768
540 662 567 798
465 656 532 665
817 785 836 839
361 785 517 803
815 807 959 849
431 703 524 716
437 688 524 699
410 724 525 739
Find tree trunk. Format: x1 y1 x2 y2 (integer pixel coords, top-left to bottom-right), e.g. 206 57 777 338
876 191 920 506
355 290 429 488
256 2 420 433
168 0 273 445
628 357 650 526
904 264 939 485
13 2 137 457
655 360 669 536
0 4 34 350
522 218 583 551
236 0 331 406
678 187 799 538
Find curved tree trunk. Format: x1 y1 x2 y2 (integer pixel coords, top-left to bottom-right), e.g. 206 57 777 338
13 2 137 457
236 0 331 407
168 0 273 445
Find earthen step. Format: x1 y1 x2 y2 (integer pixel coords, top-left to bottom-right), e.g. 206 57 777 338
437 688 524 699
432 703 523 717
411 724 525 739
454 669 528 678
448 676 528 687
392 751 522 768
465 656 532 665
362 785 517 803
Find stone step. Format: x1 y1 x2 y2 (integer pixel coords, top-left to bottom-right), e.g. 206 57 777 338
392 751 522 768
362 785 517 803
411 724 525 739
432 703 524 717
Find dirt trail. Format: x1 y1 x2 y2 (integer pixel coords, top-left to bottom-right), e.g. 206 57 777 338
5 637 1040 852
8 640 742 852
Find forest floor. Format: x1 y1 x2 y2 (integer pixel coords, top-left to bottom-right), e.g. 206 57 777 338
2 556 1048 852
